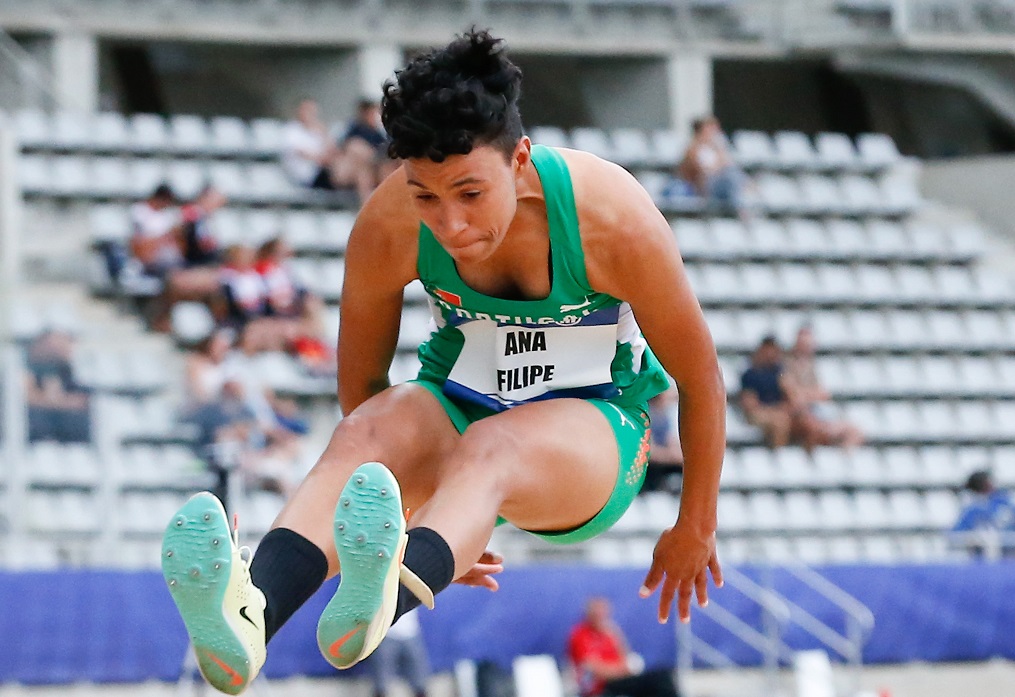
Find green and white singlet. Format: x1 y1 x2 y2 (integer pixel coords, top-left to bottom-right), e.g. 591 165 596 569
415 144 669 414
409 144 670 544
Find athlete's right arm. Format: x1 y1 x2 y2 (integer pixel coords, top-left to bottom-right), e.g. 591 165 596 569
336 169 420 415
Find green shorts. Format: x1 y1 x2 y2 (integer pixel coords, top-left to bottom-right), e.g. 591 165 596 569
409 379 651 545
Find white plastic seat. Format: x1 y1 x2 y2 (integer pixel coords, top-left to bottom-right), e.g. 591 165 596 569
635 170 669 204
130 113 170 153
884 310 930 350
15 109 52 148
783 492 822 531
207 161 248 198
672 219 710 257
128 159 168 198
934 266 977 304
882 355 925 396
780 264 821 303
317 260 346 300
248 162 296 202
776 448 814 488
705 310 740 351
747 492 785 532
755 173 801 215
925 310 967 350
854 491 893 530
398 306 436 349
881 446 923 487
650 129 685 167
774 130 818 170
87 112 130 151
864 220 910 259
825 536 862 563
905 220 951 260
50 111 93 150
824 219 870 258
569 127 613 160
814 132 859 171
697 264 741 304
708 218 750 258
245 209 283 244
798 174 842 216
736 447 778 488
249 118 284 156
814 265 859 304
748 218 788 257
784 218 830 259
169 114 211 153
862 536 899 562
957 356 1000 396
948 221 989 258
965 310 1007 350
528 126 569 149
18 153 51 193
956 402 1001 440
89 204 131 243
996 358 1015 394
887 491 925 529
857 132 901 170
838 174 883 216
610 128 652 166
842 402 883 440
845 356 886 396
848 446 886 486
812 447 849 487
741 264 782 303
209 116 251 155
89 156 132 198
732 130 777 169
165 159 207 200
513 655 565 697
880 175 921 214
281 210 323 251
816 490 856 531
50 156 91 196
919 446 958 486
920 401 959 441
810 311 854 350
894 266 938 304
854 264 897 304
320 211 356 252
923 490 960 528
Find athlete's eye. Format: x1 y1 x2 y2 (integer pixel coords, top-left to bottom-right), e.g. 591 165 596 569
415 193 438 204
462 191 482 199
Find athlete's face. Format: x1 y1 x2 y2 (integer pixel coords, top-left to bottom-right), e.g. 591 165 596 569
404 140 531 264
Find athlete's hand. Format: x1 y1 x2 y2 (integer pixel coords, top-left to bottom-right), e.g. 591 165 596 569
454 550 505 591
640 520 722 624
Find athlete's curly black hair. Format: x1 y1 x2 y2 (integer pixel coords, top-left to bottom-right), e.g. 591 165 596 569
382 28 523 162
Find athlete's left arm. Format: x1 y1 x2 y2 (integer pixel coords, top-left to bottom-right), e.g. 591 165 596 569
578 156 726 624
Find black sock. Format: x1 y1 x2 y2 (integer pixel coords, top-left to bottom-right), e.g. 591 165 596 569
393 527 455 623
249 527 328 643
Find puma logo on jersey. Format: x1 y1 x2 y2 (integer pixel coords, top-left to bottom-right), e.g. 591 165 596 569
560 297 592 313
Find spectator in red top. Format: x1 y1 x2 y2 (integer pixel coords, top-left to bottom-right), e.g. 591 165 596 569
568 597 679 697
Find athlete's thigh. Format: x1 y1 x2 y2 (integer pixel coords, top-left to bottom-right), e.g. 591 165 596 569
278 382 460 535
459 398 621 533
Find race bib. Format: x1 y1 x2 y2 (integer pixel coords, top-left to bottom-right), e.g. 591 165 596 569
445 306 620 410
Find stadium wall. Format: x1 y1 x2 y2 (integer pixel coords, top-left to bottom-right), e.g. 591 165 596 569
2 563 1014 684
921 154 1015 242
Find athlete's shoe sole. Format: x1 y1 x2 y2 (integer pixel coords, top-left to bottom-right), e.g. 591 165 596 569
162 493 265 695
317 462 407 669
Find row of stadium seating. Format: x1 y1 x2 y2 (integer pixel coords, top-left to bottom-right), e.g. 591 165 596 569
10 109 900 172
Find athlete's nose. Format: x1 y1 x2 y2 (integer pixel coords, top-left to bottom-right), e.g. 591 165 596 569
437 206 470 240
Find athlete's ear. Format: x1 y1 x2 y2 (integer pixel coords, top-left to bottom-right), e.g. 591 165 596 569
513 137 532 174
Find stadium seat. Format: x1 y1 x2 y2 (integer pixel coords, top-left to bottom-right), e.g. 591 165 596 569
89 111 131 151
207 161 249 198
610 127 652 166
673 219 710 258
569 127 614 160
50 156 91 197
838 174 883 216
717 492 750 533
282 210 323 251
650 129 685 167
247 162 297 203
854 491 894 530
169 114 212 154
165 159 207 200
857 132 901 170
128 158 168 198
50 111 92 150
755 173 801 214
249 118 285 156
18 153 51 194
512 653 565 697
824 219 870 258
246 208 283 244
923 490 960 529
864 220 910 260
774 130 818 171
784 218 831 259
814 132 859 171
731 130 777 169
320 210 356 252
90 156 132 198
15 109 52 149
129 113 170 153
528 126 569 149
738 447 778 488
708 218 750 258
209 116 252 156
783 491 821 531
89 204 131 243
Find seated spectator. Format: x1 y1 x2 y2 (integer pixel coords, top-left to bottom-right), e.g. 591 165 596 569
335 98 397 203
568 597 679 697
130 183 222 332
23 329 91 443
740 335 794 449
180 185 228 267
282 98 342 191
254 237 333 373
183 328 235 408
642 385 683 494
677 116 748 216
784 325 864 450
951 469 1015 559
219 244 271 329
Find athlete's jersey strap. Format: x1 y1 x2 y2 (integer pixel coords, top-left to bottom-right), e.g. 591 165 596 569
529 144 591 293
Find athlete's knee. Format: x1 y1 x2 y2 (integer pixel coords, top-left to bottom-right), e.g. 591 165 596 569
444 419 519 486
